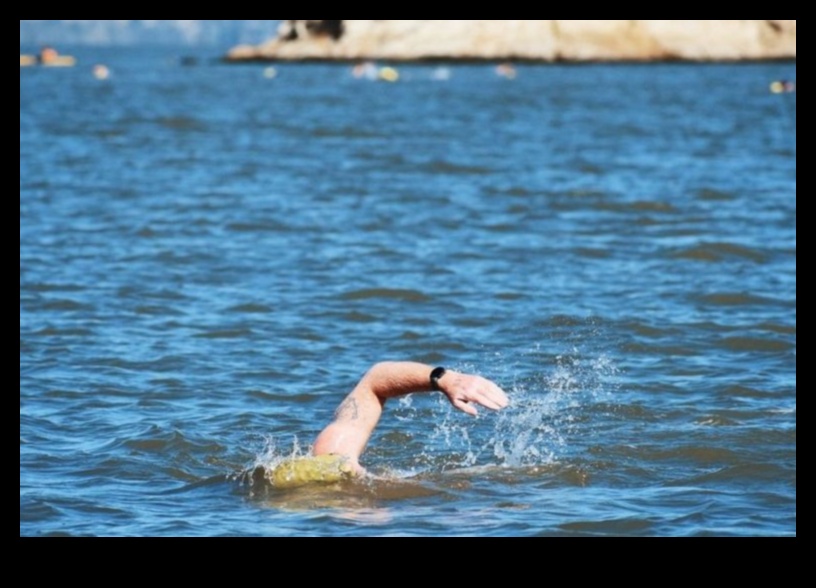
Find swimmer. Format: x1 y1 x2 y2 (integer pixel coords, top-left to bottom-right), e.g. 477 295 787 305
770 79 796 93
269 362 509 487
495 63 517 79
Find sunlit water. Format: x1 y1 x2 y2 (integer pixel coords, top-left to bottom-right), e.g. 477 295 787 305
20 47 796 536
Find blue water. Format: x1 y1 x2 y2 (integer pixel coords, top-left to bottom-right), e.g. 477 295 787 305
20 47 796 536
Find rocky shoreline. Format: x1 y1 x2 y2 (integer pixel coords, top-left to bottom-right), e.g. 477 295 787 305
225 20 796 63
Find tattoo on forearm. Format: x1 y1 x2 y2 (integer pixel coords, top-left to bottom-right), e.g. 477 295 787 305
335 397 359 421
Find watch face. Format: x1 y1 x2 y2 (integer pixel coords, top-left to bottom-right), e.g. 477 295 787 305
430 366 446 389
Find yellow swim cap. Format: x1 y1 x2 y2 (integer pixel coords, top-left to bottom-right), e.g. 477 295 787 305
268 454 356 488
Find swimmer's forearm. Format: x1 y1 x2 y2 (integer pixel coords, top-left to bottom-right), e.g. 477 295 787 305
362 361 444 399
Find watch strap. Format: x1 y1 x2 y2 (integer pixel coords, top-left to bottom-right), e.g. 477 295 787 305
430 366 446 391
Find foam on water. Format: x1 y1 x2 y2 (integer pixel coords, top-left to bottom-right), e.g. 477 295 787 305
387 344 622 472
491 348 619 467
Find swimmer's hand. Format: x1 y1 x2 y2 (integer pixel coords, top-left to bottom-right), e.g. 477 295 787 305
437 371 509 416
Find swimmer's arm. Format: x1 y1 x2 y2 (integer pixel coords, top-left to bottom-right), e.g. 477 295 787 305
313 361 509 465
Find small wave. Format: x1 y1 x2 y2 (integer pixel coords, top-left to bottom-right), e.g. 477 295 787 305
225 303 273 314
484 186 542 198
232 369 289 381
19 497 62 523
335 311 379 323
572 247 611 259
134 304 185 316
622 342 696 356
40 298 92 311
419 160 493 175
596 200 678 214
308 126 383 139
672 242 768 263
717 336 793 352
122 430 225 455
116 286 192 302
697 292 776 306
160 472 234 495
694 415 739 426
431 462 591 488
245 389 316 403
666 462 792 485
341 288 431 302
32 327 93 337
193 328 253 339
224 221 290 233
756 321 796 335
24 282 85 293
494 291 528 301
155 115 207 132
82 355 188 372
557 517 655 535
721 384 770 398
696 188 736 201
619 320 675 339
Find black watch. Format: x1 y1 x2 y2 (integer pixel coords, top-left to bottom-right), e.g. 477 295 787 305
430 366 447 391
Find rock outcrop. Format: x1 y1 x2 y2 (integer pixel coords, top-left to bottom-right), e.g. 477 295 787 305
226 20 796 62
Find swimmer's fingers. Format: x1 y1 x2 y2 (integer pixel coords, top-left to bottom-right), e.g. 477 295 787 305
450 397 479 416
443 373 509 415
461 375 509 410
477 380 510 409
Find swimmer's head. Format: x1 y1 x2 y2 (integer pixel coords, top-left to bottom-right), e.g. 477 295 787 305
268 454 358 489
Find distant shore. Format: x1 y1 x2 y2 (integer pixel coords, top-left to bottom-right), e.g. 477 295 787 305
221 56 798 65
225 20 797 64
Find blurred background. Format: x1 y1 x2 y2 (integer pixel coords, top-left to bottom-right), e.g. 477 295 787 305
20 19 281 47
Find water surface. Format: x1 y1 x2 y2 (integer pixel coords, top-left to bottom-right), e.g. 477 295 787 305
20 48 796 536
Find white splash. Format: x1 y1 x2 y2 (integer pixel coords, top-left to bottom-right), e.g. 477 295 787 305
248 434 307 471
420 345 620 470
